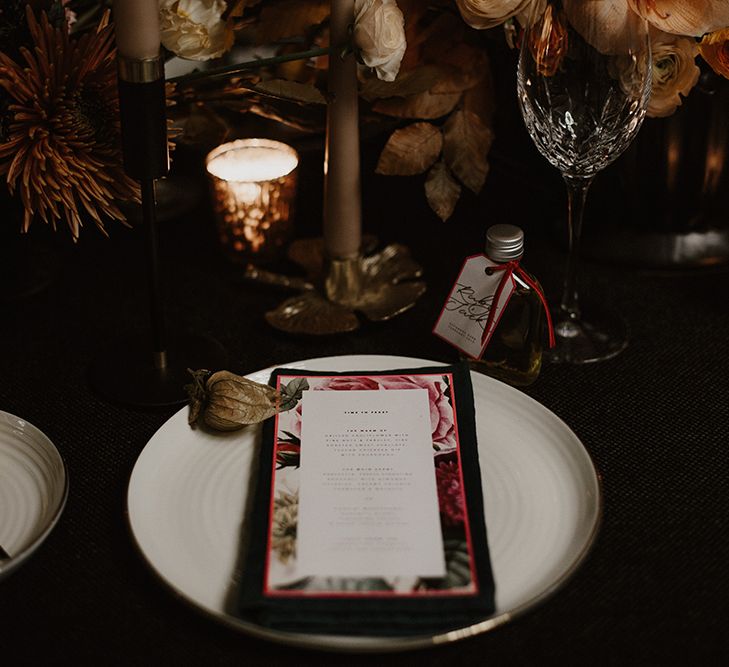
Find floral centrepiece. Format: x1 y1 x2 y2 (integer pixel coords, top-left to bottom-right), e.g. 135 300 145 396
167 0 496 222
3 0 728 236
166 0 729 225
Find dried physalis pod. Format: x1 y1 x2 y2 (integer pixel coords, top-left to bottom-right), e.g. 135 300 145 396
185 369 281 431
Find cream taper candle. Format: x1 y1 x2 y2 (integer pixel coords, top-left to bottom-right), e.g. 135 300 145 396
112 0 161 60
323 0 362 260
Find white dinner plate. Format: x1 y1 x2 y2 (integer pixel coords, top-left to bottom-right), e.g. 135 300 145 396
0 411 68 580
127 355 601 651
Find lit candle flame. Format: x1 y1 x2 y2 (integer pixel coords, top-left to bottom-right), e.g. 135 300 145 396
206 139 299 261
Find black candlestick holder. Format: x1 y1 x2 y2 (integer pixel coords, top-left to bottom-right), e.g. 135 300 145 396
88 55 225 408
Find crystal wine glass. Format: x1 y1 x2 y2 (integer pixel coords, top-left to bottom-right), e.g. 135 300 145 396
517 0 652 363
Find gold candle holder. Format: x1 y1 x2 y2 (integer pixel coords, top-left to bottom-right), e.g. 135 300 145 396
206 139 299 263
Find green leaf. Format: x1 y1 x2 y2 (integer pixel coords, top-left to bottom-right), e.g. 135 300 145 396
279 378 309 412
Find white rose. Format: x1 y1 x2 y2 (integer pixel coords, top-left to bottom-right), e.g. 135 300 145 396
159 0 228 61
647 30 700 117
353 0 407 82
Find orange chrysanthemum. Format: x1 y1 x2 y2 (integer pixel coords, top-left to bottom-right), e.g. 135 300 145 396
699 28 729 80
0 8 138 239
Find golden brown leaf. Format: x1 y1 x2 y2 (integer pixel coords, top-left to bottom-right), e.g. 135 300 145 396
360 64 450 101
376 122 443 176
425 160 462 221
443 109 493 194
373 90 462 119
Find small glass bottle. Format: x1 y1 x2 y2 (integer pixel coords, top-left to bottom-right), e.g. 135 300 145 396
468 224 545 386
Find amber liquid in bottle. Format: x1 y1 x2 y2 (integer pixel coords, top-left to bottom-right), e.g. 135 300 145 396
468 270 544 386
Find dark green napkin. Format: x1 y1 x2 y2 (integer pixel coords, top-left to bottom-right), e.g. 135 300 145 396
236 363 496 636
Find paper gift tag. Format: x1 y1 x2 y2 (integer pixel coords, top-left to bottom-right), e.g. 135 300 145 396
433 254 516 359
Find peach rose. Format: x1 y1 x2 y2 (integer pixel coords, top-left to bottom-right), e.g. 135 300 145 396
563 0 647 56
647 29 700 117
457 0 545 29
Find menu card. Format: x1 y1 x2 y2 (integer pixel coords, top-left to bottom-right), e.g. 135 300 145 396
237 363 495 636
298 389 446 579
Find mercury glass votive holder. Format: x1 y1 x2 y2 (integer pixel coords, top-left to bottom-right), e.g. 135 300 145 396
205 139 299 263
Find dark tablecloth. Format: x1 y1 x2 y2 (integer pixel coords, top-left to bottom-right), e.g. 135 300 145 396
2 124 728 665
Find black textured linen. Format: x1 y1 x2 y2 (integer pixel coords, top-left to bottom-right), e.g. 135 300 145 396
237 364 495 635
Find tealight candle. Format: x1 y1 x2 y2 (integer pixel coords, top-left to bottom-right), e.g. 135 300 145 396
206 139 299 262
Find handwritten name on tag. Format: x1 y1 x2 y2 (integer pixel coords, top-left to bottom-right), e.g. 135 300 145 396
433 254 516 359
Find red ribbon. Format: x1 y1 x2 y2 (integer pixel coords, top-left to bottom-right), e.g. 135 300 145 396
480 260 555 349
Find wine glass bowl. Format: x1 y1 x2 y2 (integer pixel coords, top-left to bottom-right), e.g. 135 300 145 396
517 0 652 362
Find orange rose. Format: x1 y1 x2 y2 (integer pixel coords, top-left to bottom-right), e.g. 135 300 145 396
699 28 729 79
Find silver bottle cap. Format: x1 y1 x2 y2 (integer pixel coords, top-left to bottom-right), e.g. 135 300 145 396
486 224 524 262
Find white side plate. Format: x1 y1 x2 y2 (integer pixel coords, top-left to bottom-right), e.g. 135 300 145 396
0 411 68 580
127 355 601 651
